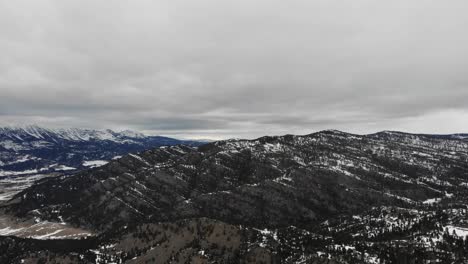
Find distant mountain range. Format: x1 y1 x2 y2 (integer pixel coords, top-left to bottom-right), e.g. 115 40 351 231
0 125 204 176
1 130 467 263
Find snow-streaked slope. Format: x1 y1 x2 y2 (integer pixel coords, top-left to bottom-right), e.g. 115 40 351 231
8 130 468 231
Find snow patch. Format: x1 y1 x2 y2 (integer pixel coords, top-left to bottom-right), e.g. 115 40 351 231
83 160 108 168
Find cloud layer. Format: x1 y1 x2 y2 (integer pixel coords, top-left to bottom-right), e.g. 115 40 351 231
1 0 468 139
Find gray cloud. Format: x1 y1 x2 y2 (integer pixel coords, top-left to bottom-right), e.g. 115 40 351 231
1 0 468 139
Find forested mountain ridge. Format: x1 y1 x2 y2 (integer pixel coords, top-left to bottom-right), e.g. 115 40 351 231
1 130 468 263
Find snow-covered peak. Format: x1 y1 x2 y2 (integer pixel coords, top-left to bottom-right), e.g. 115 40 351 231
0 125 149 142
118 130 145 139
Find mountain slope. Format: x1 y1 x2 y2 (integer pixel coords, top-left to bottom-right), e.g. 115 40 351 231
6 130 468 229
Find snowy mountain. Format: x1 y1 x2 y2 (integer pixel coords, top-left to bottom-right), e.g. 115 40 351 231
1 130 468 263
0 125 203 176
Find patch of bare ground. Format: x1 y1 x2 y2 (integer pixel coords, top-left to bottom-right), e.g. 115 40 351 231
0 215 93 239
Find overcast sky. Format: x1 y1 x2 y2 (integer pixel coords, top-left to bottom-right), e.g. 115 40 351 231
1 0 468 139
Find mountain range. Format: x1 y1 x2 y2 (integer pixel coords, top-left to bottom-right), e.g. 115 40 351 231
0 125 203 176
0 130 468 263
